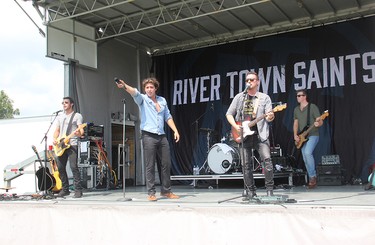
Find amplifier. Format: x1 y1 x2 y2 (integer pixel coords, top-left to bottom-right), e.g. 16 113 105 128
321 155 340 165
317 174 342 186
270 146 282 157
317 164 341 175
87 124 104 138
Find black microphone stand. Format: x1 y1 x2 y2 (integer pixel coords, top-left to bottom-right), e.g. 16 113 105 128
39 112 59 199
118 98 132 202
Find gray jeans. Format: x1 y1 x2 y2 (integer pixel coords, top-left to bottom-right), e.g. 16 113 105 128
142 131 172 195
57 146 82 191
240 136 274 191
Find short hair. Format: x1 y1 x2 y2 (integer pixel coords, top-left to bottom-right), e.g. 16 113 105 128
296 89 308 100
142 77 159 90
246 71 259 79
63 96 74 107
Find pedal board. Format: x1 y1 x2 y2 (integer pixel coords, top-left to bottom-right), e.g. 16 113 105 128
248 195 297 204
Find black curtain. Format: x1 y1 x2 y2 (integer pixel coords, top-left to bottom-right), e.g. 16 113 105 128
154 16 375 182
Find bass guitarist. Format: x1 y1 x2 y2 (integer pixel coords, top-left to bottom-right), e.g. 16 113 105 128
293 89 323 189
53 97 84 198
226 71 275 199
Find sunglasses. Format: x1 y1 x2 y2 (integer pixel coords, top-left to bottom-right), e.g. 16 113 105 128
297 94 306 97
246 78 257 82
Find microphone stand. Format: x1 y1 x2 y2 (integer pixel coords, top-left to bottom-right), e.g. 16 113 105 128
118 98 132 202
39 112 59 199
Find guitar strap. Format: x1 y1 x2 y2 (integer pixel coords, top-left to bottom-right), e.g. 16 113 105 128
306 103 311 127
66 112 76 136
252 95 259 118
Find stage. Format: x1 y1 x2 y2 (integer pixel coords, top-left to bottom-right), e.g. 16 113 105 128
1 184 374 244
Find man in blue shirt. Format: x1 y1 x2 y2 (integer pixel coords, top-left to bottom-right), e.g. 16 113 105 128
117 78 180 201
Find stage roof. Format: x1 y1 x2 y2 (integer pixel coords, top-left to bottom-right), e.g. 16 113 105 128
32 0 375 55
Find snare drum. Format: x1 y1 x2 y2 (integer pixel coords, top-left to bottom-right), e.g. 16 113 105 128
207 143 239 174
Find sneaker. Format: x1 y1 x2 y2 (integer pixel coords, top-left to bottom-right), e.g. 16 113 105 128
73 190 83 198
148 194 157 201
57 190 70 197
161 192 179 199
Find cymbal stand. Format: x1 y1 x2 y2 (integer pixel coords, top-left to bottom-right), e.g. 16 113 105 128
191 106 211 173
252 148 262 172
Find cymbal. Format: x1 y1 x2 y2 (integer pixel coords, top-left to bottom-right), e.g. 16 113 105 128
199 128 214 132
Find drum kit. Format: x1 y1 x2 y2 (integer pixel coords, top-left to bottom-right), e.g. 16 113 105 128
199 128 260 175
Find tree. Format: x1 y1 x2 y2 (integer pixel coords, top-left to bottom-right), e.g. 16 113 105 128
0 90 20 119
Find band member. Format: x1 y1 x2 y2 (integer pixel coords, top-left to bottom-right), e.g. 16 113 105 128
53 97 84 198
116 77 180 201
293 89 323 189
226 71 275 199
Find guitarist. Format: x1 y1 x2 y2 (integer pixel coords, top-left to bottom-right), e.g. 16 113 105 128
226 71 275 199
293 89 323 189
53 97 84 198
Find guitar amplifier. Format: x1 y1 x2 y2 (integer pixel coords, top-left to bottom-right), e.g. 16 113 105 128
317 164 341 175
321 155 340 165
317 174 342 186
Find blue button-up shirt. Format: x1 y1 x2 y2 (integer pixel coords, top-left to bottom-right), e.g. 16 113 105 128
133 89 172 135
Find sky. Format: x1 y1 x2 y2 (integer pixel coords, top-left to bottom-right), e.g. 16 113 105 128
0 0 64 118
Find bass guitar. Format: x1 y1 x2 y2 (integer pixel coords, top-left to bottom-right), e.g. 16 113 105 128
47 149 62 192
231 103 287 143
54 123 87 157
32 145 56 191
295 110 329 149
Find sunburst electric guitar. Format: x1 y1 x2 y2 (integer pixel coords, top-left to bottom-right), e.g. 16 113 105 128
231 103 287 143
54 123 87 157
295 110 329 149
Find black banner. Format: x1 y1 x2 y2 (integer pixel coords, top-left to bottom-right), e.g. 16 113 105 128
154 16 375 182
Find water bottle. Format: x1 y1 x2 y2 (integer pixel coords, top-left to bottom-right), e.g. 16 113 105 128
193 165 199 175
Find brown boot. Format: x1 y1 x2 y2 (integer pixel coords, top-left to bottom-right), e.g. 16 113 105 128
308 176 317 189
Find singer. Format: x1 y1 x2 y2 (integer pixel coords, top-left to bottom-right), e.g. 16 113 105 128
52 97 84 198
226 71 275 200
116 77 180 201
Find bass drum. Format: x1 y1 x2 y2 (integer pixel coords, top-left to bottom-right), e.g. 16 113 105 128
207 143 240 174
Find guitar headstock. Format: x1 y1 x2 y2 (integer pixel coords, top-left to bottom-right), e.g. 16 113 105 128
320 110 329 120
273 103 287 112
31 145 38 154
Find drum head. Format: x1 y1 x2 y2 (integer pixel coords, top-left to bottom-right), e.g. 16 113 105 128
207 143 236 174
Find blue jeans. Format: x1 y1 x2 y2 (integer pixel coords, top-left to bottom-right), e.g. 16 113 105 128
301 136 319 179
142 131 172 195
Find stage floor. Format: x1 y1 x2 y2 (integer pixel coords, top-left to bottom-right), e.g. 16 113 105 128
3 183 373 207
1 184 375 244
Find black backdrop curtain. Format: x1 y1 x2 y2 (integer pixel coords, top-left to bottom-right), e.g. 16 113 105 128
154 16 375 182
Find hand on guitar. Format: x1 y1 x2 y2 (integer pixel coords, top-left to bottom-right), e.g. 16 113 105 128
265 111 275 121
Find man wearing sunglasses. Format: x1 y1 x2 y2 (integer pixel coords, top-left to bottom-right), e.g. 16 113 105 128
53 97 85 198
293 89 323 189
226 71 275 200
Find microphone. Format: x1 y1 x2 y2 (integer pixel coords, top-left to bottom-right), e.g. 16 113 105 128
114 77 120 84
53 110 63 114
243 83 251 94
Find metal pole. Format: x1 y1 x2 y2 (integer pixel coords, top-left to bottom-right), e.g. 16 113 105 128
119 99 132 201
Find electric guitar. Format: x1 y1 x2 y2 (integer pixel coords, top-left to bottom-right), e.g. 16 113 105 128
295 110 329 149
54 123 87 157
47 150 62 192
32 145 56 191
231 103 287 143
